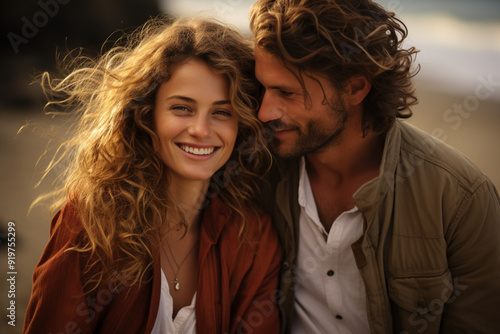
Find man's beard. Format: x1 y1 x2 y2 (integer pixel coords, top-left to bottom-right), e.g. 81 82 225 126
267 100 348 160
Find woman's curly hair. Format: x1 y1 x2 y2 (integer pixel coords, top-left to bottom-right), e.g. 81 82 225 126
35 15 271 290
250 0 420 134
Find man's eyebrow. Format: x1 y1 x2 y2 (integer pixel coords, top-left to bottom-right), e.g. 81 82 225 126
166 96 231 106
268 85 299 91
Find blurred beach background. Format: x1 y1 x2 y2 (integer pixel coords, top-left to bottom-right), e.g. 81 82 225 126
1 0 499 332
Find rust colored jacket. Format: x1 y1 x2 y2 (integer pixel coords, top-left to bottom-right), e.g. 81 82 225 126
23 197 282 333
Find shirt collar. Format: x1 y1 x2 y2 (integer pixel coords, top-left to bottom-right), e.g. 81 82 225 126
298 157 322 227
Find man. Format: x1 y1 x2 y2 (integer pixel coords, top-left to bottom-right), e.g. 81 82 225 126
250 0 500 333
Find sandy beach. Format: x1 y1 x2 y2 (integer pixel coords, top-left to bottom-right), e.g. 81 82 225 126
0 81 499 333
411 80 500 189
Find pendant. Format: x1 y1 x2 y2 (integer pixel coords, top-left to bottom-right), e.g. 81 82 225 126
174 278 180 291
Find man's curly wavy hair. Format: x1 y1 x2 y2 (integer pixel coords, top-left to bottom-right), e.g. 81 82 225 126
250 0 420 134
36 16 271 290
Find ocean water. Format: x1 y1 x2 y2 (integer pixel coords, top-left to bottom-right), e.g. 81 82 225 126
379 0 500 100
380 0 500 22
161 0 500 100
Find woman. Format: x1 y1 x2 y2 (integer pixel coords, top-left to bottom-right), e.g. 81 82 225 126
23 16 281 333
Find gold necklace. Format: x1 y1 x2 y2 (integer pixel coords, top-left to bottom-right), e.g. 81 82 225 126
163 240 197 291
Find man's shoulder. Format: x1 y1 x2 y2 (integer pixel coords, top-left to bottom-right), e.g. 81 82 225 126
397 121 489 191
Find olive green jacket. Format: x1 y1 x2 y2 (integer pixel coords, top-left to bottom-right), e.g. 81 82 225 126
264 120 500 334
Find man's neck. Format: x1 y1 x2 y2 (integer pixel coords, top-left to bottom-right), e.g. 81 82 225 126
304 129 385 230
305 129 385 184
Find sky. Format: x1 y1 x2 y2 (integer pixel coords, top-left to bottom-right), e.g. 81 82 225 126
160 0 500 100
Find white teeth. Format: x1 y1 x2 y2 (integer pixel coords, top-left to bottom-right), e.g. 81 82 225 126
180 145 215 156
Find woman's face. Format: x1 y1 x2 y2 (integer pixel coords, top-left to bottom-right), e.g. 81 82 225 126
153 58 238 184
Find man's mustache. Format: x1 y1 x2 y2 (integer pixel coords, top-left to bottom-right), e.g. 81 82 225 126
265 120 298 132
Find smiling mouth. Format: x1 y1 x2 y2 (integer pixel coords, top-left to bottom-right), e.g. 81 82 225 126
266 120 297 133
179 144 217 156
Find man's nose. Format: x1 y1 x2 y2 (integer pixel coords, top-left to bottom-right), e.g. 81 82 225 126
258 91 284 123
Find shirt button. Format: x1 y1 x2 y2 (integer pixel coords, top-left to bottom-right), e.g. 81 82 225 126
282 261 290 270
327 270 334 276
336 315 343 320
416 299 426 309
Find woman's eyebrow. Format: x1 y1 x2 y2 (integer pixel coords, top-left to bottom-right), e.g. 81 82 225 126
165 95 195 103
213 100 231 106
166 96 230 106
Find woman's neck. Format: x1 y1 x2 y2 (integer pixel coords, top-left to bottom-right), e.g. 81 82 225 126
166 177 210 229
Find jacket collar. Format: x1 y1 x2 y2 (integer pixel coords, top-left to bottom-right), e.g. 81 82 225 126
199 196 233 246
352 120 401 223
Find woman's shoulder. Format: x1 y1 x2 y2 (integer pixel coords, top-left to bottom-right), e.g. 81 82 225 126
35 201 86 267
209 198 282 282
207 197 279 251
209 197 273 231
49 201 84 239
242 205 276 240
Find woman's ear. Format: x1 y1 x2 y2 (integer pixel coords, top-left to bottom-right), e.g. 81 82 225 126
346 75 371 106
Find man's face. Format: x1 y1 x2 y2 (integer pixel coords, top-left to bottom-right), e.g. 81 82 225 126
255 46 348 159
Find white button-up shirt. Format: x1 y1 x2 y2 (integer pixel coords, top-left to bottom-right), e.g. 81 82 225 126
292 158 370 334
151 270 197 334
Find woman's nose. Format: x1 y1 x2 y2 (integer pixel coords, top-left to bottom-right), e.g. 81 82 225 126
187 114 211 138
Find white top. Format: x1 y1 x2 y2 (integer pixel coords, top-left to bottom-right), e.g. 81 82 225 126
292 158 370 334
151 269 197 334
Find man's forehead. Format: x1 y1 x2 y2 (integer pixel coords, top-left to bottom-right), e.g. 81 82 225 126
255 47 301 83
254 46 332 89
255 46 291 69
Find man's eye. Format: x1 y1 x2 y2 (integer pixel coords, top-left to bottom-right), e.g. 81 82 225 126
280 90 293 96
258 84 266 100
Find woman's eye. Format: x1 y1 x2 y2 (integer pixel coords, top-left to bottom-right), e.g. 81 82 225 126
213 110 233 117
171 105 191 113
280 90 293 96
